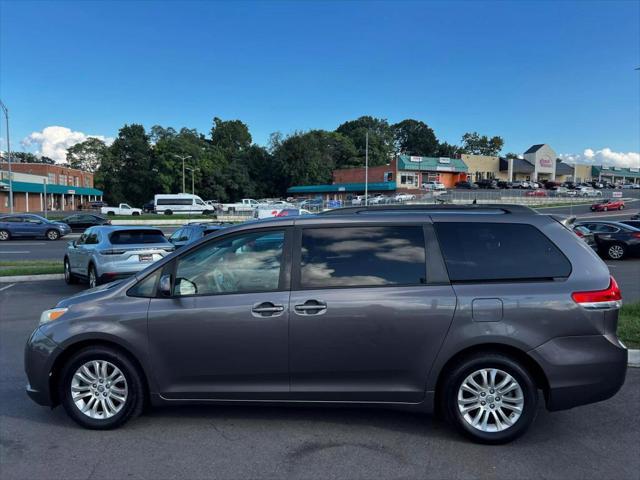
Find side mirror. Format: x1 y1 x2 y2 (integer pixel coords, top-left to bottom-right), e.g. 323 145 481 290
159 274 172 297
68 240 77 248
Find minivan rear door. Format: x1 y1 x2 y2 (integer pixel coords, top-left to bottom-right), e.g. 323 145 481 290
288 222 456 403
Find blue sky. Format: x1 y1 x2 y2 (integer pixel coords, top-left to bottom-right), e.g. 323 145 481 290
1 0 639 165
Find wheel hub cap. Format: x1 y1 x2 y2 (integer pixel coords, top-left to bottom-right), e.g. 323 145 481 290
71 360 128 419
457 368 524 433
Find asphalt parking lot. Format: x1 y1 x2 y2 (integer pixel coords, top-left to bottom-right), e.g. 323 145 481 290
1 282 639 480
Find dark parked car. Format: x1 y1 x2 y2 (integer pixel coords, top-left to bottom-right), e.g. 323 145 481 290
0 214 71 241
496 181 512 189
474 179 498 189
142 201 155 213
61 213 111 232
573 225 598 252
25 205 627 444
577 221 640 260
168 222 229 249
455 181 478 189
620 220 640 230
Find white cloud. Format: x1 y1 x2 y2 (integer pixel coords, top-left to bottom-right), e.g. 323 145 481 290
21 126 113 163
559 148 640 168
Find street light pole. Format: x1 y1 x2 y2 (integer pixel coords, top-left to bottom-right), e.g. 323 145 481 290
0 100 14 213
173 154 191 193
186 167 197 195
364 131 369 206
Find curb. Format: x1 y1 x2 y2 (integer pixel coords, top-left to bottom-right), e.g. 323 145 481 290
629 349 640 368
0 274 64 283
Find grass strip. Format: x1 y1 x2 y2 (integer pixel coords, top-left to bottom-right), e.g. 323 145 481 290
619 302 640 349
0 260 63 277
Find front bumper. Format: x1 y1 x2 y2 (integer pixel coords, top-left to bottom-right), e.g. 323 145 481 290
529 334 628 411
24 327 61 407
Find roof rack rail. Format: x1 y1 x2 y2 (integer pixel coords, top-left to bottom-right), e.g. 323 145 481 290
318 204 537 216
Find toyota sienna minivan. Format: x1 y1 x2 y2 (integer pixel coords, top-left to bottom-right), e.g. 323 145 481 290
24 204 628 443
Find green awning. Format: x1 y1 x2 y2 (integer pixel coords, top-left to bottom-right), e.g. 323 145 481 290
591 166 640 178
0 180 103 196
397 154 468 172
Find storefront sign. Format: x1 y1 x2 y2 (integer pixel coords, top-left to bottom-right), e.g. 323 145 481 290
410 156 422 163
438 157 450 164
612 191 623 198
436 166 455 172
630 168 639 173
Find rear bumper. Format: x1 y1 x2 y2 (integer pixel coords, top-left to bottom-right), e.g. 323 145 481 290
529 334 628 411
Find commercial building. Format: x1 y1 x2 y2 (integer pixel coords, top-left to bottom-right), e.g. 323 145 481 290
288 154 468 200
0 161 103 213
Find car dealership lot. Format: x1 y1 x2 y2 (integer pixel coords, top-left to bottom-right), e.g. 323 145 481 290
1 281 639 480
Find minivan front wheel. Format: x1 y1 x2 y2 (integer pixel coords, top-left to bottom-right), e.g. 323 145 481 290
442 353 538 444
59 346 144 429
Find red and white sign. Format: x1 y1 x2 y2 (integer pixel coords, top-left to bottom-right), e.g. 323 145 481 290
612 191 623 198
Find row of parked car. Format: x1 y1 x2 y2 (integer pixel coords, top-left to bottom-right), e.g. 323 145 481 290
571 216 640 260
456 179 640 190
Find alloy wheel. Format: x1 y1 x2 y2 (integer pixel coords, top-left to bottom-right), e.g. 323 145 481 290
64 261 70 281
608 245 624 260
70 360 128 419
89 268 97 288
457 368 524 433
47 230 59 240
0 230 9 241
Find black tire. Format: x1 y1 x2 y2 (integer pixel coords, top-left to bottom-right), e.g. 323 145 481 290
46 229 60 241
59 346 145 430
64 257 78 285
440 353 539 444
164 209 173 216
106 211 115 216
88 264 101 288
605 243 626 261
0 229 10 241
132 211 140 216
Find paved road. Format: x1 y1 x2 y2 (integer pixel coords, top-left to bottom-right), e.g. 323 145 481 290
1 282 639 480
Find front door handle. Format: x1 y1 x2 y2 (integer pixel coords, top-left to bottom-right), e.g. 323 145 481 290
251 302 285 317
294 300 327 315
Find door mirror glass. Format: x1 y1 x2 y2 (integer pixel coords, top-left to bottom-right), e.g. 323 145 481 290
159 274 172 297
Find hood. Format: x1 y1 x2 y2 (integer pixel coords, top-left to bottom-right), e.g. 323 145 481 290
56 279 129 308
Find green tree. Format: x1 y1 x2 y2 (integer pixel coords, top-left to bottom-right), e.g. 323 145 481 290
66 137 108 173
435 142 462 158
335 116 394 167
108 124 154 205
271 130 359 190
211 117 252 154
505 152 520 160
392 119 439 156
460 131 504 156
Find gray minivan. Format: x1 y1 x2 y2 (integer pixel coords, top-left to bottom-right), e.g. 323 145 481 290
24 205 627 443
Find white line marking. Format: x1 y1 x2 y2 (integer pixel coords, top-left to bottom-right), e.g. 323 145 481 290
0 283 16 292
0 243 46 246
0 251 31 254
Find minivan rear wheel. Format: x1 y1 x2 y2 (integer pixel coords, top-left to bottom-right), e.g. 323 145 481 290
59 346 144 429
441 353 538 444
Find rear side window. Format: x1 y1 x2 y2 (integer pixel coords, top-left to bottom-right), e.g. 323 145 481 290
299 226 426 288
109 230 169 245
434 222 571 282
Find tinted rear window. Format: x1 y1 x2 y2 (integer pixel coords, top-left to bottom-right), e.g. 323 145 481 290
109 230 169 245
434 222 571 282
300 226 426 288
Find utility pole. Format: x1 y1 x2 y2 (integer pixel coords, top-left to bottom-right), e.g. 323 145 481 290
186 167 197 195
364 131 369 206
173 154 191 193
0 100 14 213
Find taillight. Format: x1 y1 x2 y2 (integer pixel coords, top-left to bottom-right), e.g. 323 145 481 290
574 230 584 238
632 232 640 239
99 249 126 255
572 276 622 309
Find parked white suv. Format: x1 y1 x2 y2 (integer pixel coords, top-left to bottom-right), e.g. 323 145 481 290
578 187 603 197
423 181 446 191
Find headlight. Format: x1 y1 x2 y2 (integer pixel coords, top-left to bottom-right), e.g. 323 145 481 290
39 308 68 325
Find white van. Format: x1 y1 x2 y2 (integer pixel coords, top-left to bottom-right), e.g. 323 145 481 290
154 194 214 215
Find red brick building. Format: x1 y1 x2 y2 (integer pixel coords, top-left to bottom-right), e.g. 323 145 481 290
0 162 103 213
